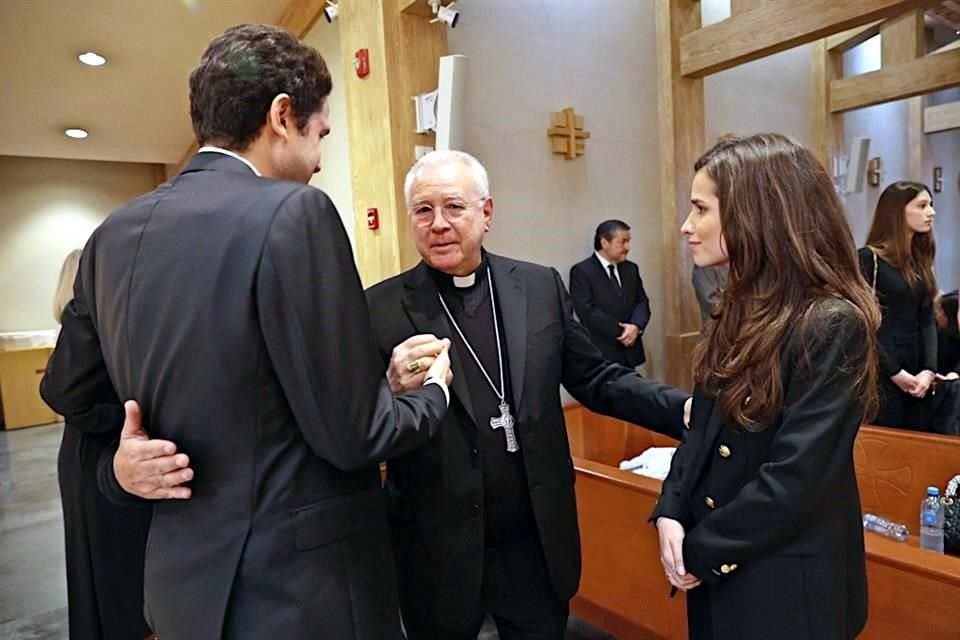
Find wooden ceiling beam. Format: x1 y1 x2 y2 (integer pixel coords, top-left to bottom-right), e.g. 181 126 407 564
829 47 960 112
680 0 940 78
826 20 884 54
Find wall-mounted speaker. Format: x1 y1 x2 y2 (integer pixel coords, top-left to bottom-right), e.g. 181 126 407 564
435 54 468 151
845 136 871 194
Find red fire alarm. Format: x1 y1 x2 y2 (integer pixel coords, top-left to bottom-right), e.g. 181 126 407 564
354 49 370 78
366 207 379 230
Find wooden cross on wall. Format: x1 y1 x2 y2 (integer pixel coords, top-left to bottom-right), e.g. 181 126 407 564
547 107 591 160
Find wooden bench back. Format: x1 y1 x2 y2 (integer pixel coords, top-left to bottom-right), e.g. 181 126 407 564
855 424 960 528
564 404 960 529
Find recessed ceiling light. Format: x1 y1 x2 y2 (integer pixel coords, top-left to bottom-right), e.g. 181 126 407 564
78 52 106 66
65 128 88 139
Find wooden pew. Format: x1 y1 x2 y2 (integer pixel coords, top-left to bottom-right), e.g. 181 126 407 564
564 403 960 639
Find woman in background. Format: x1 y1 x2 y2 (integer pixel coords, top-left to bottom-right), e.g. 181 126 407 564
858 181 937 431
653 134 879 639
53 249 152 640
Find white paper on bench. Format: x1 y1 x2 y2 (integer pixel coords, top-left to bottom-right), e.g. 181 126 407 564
619 447 677 481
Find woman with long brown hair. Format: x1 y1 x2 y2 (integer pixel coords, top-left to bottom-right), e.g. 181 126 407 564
858 181 937 430
652 134 879 639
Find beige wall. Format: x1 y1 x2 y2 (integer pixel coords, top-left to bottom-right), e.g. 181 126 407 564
448 0 666 377
303 19 355 250
702 0 812 146
445 0 816 380
0 155 156 332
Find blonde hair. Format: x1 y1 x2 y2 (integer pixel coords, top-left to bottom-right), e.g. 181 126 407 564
53 249 82 324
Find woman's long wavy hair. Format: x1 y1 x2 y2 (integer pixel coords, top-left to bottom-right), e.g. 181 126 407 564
692 134 880 429
865 181 937 304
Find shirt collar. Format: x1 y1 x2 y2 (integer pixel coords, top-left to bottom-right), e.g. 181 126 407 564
197 146 262 177
594 251 615 272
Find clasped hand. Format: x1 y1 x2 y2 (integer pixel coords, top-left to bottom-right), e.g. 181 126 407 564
656 517 702 592
617 322 640 347
387 334 453 394
891 369 935 398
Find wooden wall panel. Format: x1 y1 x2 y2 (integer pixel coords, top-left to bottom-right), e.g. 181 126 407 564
881 10 926 180
339 0 447 286
656 0 704 391
730 0 768 14
810 40 845 170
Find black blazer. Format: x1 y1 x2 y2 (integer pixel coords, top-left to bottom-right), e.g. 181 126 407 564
58 401 151 639
40 153 447 640
857 247 936 377
366 254 687 628
651 298 868 640
569 255 650 366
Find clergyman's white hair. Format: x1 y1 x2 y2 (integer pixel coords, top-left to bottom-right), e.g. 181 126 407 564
403 150 490 208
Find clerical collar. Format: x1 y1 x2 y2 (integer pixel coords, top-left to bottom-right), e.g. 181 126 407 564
429 253 488 291
453 273 476 288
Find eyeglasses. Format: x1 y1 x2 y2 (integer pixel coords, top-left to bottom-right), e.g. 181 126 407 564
408 198 486 227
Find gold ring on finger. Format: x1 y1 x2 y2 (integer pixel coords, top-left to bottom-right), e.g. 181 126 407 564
406 359 422 373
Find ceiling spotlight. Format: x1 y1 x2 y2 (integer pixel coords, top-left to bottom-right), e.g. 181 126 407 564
78 51 106 66
65 128 89 139
429 0 460 29
323 1 338 23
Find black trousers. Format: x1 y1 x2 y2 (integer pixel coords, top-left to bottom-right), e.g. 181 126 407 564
58 425 152 640
403 528 569 640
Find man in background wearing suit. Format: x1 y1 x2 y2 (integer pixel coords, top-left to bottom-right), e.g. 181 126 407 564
366 151 688 638
40 24 451 640
692 264 728 326
570 220 651 373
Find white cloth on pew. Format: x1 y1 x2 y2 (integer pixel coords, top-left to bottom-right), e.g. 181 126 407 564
619 447 677 480
0 329 59 351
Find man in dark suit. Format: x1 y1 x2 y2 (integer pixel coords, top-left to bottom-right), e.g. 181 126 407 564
569 220 650 371
39 25 451 640
692 264 728 326
365 150 689 638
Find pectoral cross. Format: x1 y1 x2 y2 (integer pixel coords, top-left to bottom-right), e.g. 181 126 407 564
490 401 519 453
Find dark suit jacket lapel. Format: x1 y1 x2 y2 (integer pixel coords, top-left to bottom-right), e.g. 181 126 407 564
685 392 725 491
488 254 527 414
619 263 636 306
592 256 625 309
401 262 478 427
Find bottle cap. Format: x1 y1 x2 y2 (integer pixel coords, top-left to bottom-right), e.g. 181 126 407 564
927 486 940 496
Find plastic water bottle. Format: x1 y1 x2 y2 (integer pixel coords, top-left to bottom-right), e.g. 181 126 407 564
920 486 945 554
862 513 909 542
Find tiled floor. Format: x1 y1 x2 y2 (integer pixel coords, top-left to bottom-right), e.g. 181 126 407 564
0 423 613 639
0 424 69 640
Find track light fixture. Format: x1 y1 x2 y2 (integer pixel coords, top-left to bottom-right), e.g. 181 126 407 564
323 1 338 23
428 0 459 29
